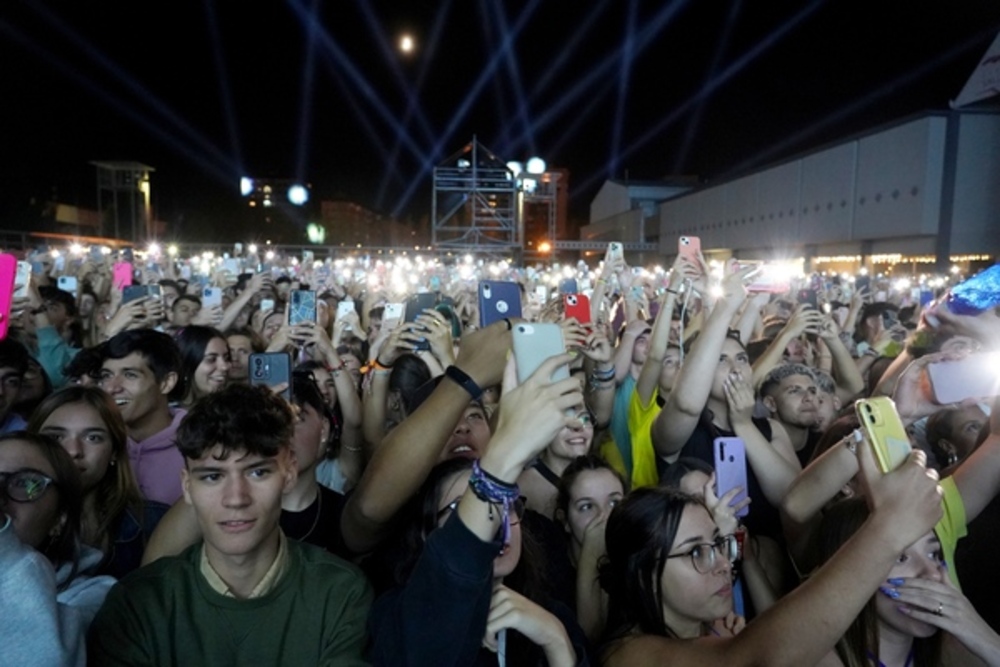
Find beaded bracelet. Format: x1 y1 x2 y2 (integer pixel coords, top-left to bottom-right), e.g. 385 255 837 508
469 460 520 545
590 367 615 382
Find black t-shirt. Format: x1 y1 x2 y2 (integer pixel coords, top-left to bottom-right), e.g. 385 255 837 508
678 410 784 545
280 484 351 560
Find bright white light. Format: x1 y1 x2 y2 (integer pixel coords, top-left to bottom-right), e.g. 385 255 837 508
506 161 523 178
457 159 471 169
526 157 546 174
262 198 273 208
464 254 473 265
521 177 537 194
50 249 60 258
100 247 112 256
288 184 309 206
894 279 911 292
240 177 254 196
201 251 214 260
69 243 84 256
710 285 725 298
859 267 869 276
265 251 275 261
459 265 473 280
950 265 960 274
167 244 178 257
399 34 414 53
247 244 258 254
489 264 501 276
562 265 575 278
147 243 161 257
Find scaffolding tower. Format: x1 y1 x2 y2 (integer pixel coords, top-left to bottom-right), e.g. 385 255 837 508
432 137 520 255
91 161 155 243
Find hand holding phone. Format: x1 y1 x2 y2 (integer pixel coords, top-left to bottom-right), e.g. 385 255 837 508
855 397 912 473
713 437 749 518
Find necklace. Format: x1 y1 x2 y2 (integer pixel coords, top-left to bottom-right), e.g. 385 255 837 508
295 488 322 543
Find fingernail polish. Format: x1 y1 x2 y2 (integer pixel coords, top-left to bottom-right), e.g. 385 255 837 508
879 586 900 599
887 578 905 586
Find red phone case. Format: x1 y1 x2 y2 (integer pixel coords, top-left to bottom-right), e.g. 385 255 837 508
563 293 591 324
0 254 18 340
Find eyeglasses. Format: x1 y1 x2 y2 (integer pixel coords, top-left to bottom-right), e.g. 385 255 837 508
437 495 526 525
664 534 739 574
0 469 58 503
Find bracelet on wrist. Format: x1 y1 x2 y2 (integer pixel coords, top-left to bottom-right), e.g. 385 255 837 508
444 365 484 402
469 460 520 545
372 358 393 371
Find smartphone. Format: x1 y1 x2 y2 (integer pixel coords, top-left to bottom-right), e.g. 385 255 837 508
746 264 790 294
855 397 912 473
14 261 31 299
146 284 162 300
260 298 275 312
797 289 819 309
289 290 318 325
222 258 240 276
534 285 548 302
0 254 17 340
678 235 701 263
202 287 223 309
405 293 437 351
713 437 749 518
607 242 623 264
249 352 292 401
478 280 522 328
113 262 134 290
122 285 148 304
57 276 79 298
383 302 404 329
564 293 591 324
234 242 244 255
336 301 356 325
927 353 1000 404
558 278 578 295
512 322 570 384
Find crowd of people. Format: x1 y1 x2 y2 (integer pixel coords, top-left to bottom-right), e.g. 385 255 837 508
1 239 999 666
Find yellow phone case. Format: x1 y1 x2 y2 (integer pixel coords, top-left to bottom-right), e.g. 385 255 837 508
854 397 912 472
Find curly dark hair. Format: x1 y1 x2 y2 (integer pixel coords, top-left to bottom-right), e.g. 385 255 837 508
176 384 293 461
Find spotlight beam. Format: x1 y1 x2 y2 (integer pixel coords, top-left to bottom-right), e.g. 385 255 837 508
476 0 514 149
319 58 409 188
670 0 743 174
391 0 544 217
608 0 639 179
375 0 455 208
351 0 438 145
500 0 689 159
573 0 825 196
0 19 233 183
294 0 322 183
285 0 430 168
23 2 237 175
204 0 245 176
486 0 536 155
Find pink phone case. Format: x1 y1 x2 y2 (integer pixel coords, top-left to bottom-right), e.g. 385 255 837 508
678 236 701 263
0 254 17 340
113 262 133 290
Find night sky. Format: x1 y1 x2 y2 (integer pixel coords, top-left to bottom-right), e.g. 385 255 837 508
2 1 999 237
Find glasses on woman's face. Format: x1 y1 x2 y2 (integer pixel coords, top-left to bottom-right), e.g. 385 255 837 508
664 534 739 574
0 469 58 503
437 496 526 526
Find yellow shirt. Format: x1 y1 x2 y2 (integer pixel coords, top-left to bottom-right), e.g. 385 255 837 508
627 387 662 489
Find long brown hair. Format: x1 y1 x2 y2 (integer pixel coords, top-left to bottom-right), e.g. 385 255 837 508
818 498 941 667
28 386 143 559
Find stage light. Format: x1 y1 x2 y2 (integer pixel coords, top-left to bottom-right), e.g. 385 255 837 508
506 161 523 177
538 241 552 253
240 177 254 196
248 244 258 254
526 157 546 174
147 243 161 257
288 184 309 205
168 245 178 257
457 158 471 169
69 243 84 256
399 34 414 53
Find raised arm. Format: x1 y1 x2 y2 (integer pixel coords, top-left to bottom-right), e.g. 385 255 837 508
608 446 943 667
751 304 822 387
341 320 513 554
635 259 690 406
817 316 865 401
219 273 273 332
654 269 751 457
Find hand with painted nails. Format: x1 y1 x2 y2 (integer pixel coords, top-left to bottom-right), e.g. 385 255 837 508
888 576 1000 666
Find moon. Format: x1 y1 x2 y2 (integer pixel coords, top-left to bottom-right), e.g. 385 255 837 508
399 34 414 54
